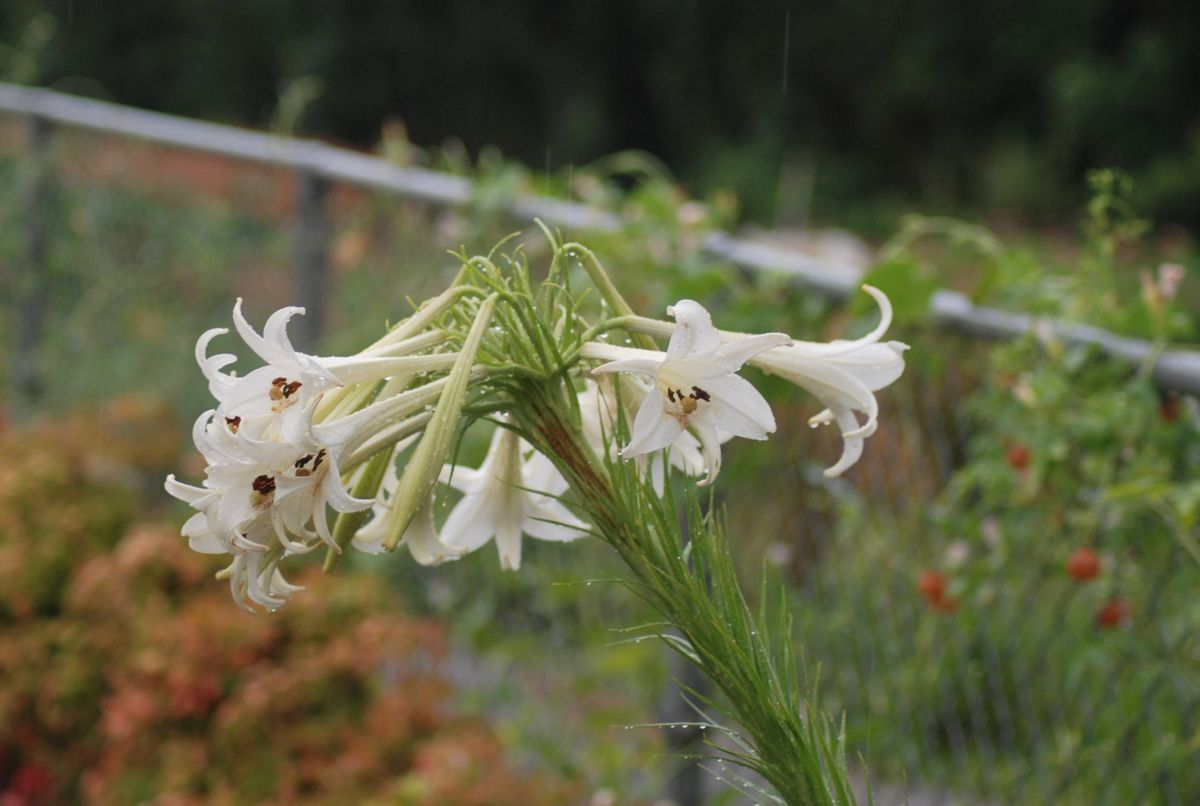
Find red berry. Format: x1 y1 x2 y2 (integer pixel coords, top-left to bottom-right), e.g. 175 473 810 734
1097 598 1132 629
1005 443 1031 471
1066 548 1100 582
917 570 945 604
917 570 957 613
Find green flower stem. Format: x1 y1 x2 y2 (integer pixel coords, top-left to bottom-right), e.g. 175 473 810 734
560 242 660 352
363 284 475 353
514 378 859 806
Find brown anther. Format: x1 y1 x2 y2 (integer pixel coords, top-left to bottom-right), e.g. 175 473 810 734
282 380 302 398
295 454 314 468
313 449 326 470
295 468 311 477
252 474 276 495
271 377 287 386
225 416 241 433
691 386 711 402
667 388 677 403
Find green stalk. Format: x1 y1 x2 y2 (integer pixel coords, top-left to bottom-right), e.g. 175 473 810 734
513 378 861 806
560 242 659 352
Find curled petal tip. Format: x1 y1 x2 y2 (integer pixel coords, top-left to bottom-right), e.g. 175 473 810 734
857 284 894 338
841 419 878 440
665 299 711 324
860 283 888 303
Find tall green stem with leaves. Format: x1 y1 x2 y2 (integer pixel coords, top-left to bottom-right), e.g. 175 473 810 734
512 377 860 805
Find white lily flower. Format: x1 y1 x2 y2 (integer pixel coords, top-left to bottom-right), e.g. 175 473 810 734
166 387 449 609
612 285 908 478
166 401 375 559
577 377 713 490
165 409 279 556
165 408 374 610
587 300 791 485
438 421 590 570
353 444 463 565
744 285 908 476
170 384 456 612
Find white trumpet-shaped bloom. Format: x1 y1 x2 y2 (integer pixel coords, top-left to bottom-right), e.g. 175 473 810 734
608 285 908 478
438 422 590 571
577 377 713 490
745 285 908 476
166 402 375 559
588 300 791 485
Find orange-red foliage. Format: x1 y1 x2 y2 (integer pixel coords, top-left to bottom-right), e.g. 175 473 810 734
0 398 579 805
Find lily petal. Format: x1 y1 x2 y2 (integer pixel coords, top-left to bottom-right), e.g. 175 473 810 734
623 393 685 458
591 357 661 379
440 491 497 552
819 406 869 477
699 374 777 440
666 299 723 358
523 496 590 542
692 421 724 487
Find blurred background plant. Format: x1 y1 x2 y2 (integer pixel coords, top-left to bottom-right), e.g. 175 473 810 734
0 398 602 804
773 176 1200 803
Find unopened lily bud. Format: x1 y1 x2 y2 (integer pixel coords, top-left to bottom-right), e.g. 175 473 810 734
382 294 498 551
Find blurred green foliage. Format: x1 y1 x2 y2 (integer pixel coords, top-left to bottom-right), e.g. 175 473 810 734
2 1 1200 225
770 183 1200 803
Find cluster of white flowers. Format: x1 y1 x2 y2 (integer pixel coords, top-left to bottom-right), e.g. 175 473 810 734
165 301 464 610
167 283 906 611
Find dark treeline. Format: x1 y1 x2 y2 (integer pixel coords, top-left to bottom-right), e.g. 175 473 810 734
4 0 1199 225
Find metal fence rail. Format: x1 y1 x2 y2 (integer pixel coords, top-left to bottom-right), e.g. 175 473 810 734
1 81 1197 397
